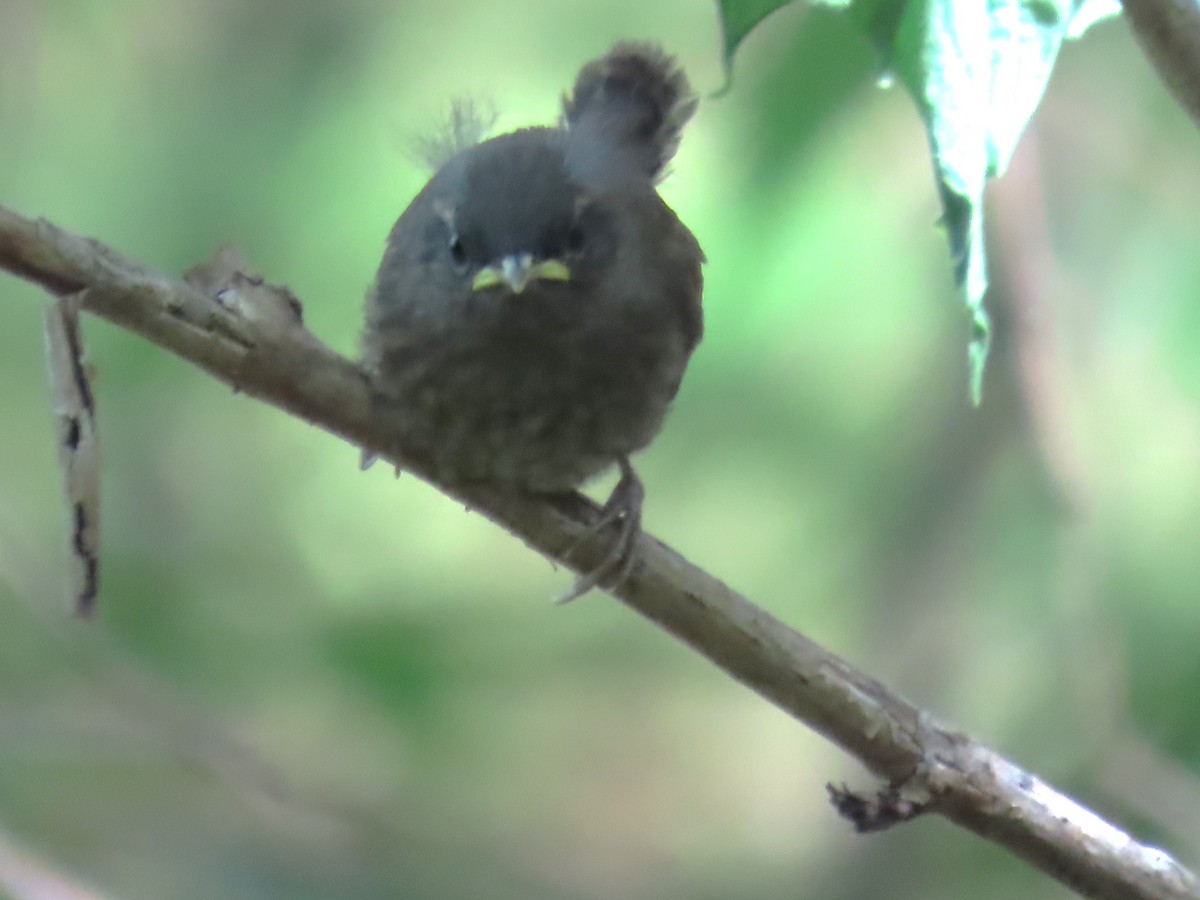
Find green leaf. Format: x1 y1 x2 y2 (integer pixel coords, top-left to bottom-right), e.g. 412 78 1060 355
717 0 1120 403
1067 0 1121 37
718 0 855 78
887 0 1118 402
717 0 799 78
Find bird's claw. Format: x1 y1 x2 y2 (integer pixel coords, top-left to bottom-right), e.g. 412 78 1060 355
557 459 643 603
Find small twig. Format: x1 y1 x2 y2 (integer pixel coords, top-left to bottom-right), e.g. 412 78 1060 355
1 203 1197 900
828 783 930 833
43 293 101 615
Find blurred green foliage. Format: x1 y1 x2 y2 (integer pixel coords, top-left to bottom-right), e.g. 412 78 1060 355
2 2 1200 898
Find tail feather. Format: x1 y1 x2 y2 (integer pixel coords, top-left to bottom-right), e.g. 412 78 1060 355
562 43 697 187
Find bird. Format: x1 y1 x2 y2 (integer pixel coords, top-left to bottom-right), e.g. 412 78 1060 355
361 42 704 601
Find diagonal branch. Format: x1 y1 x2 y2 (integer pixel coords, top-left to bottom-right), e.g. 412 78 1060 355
0 203 1196 900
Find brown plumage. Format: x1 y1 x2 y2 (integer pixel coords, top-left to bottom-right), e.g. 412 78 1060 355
362 43 703 599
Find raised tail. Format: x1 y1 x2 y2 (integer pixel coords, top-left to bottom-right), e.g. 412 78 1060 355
562 43 698 188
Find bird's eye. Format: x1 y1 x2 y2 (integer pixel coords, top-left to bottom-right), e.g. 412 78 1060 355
448 233 467 267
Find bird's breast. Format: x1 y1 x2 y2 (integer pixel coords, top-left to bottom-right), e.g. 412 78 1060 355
370 288 689 492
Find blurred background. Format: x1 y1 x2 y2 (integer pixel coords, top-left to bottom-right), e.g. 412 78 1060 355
2 2 1199 898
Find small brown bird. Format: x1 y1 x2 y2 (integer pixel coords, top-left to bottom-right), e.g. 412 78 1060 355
362 43 704 600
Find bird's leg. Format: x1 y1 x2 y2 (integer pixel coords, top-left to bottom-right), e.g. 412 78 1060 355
557 457 644 603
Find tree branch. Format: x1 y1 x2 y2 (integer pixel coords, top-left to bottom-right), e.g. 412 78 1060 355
1 203 1196 900
1122 0 1200 129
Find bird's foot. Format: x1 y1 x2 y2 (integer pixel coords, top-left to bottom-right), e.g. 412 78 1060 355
557 458 644 603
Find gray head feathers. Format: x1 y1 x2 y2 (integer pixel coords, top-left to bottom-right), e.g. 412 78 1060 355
412 97 499 171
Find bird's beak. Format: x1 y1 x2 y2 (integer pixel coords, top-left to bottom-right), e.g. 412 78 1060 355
472 254 571 295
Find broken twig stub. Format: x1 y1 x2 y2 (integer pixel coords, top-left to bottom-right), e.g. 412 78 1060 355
43 294 100 615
